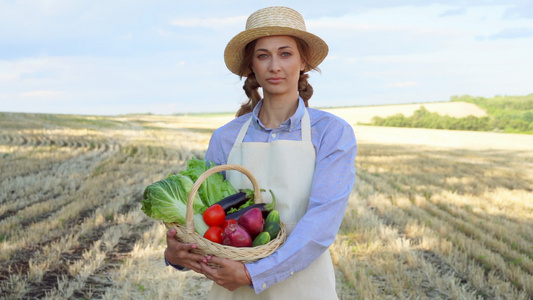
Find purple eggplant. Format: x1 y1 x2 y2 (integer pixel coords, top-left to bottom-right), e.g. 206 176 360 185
226 190 276 220
215 191 250 212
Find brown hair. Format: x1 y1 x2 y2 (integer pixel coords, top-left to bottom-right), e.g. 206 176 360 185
235 36 319 117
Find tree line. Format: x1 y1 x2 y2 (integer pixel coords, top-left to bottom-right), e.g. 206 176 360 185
367 94 533 134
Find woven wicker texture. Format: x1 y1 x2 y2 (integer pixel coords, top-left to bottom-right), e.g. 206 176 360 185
165 164 287 263
224 6 328 76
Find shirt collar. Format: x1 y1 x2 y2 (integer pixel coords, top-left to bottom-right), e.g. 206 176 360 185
252 97 305 132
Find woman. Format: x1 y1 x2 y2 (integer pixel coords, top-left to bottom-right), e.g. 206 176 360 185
164 6 357 299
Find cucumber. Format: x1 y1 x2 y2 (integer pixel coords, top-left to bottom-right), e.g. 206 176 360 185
265 210 280 224
264 221 281 239
252 232 271 247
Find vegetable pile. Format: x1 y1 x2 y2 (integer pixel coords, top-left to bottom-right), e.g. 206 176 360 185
141 158 280 248
205 190 280 248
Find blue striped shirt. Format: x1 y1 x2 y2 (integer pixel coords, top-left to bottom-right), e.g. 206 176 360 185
205 98 357 294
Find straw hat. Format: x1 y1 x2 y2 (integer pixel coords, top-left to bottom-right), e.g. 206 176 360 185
224 6 329 76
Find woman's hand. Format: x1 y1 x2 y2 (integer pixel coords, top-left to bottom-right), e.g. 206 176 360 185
200 256 252 291
164 228 208 274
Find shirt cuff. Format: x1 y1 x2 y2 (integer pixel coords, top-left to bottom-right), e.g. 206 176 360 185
164 256 189 271
244 263 255 290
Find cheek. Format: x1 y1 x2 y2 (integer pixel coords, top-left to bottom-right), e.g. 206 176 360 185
290 62 303 75
251 60 264 73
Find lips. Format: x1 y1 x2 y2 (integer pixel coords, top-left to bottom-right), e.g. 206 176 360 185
267 77 284 84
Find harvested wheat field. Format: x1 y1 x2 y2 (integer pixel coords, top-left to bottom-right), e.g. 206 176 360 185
0 111 532 299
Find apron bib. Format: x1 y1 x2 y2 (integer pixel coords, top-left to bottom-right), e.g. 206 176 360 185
208 110 338 300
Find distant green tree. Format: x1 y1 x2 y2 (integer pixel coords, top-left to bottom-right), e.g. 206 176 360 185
368 94 533 134
441 94 532 134
369 106 495 132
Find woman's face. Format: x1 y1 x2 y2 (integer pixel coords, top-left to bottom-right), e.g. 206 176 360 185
251 35 306 101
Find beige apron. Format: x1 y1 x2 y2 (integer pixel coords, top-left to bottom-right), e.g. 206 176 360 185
208 110 338 300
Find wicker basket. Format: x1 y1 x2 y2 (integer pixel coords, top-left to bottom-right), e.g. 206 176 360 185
165 164 287 263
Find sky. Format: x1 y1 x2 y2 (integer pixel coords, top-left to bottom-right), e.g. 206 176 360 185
1 0 533 115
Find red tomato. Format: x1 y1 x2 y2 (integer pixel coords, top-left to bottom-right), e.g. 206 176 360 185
203 204 226 227
222 218 237 230
204 226 224 244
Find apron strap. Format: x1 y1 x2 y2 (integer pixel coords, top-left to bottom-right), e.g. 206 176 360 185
301 109 311 143
234 117 252 144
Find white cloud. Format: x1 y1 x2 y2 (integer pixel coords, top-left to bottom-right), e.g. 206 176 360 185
487 27 533 39
171 16 246 29
344 57 359 64
21 90 65 98
386 81 420 88
156 28 174 37
439 7 467 17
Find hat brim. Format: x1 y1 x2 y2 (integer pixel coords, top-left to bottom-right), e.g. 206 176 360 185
224 26 329 76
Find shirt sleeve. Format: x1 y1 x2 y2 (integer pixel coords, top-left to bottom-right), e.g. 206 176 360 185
246 120 357 294
205 130 226 165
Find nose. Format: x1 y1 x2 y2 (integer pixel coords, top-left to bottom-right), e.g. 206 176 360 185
269 56 281 72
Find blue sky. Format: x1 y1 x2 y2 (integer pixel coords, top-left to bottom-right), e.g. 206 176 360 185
1 0 533 115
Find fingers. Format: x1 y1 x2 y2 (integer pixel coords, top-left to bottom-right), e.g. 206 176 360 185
199 261 219 283
201 257 249 291
207 255 227 267
166 228 180 243
165 229 208 271
166 229 198 253
164 228 247 291
189 264 204 274
166 227 176 237
200 256 227 280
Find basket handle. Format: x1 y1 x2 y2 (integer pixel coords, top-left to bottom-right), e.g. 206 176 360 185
185 164 262 234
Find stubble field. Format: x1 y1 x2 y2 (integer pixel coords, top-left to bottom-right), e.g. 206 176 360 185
0 110 532 299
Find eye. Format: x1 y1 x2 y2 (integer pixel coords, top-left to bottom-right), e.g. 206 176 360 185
257 53 268 59
281 52 292 57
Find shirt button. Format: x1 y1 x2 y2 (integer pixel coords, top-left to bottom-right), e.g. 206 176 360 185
262 283 267 289
290 271 294 275
272 133 277 138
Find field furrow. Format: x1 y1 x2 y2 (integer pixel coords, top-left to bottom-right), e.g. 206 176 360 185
0 113 216 298
430 193 533 263
420 198 532 293
331 142 533 299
